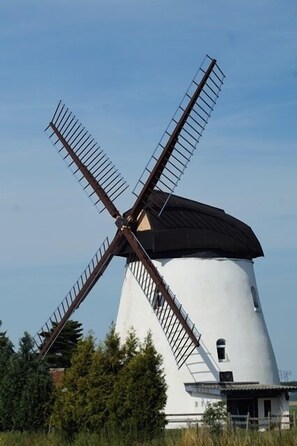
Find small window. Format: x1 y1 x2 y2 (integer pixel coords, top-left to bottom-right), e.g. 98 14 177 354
251 286 260 310
216 338 226 361
219 371 233 382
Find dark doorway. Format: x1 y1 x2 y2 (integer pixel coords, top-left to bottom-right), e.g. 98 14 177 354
264 400 271 417
227 397 258 418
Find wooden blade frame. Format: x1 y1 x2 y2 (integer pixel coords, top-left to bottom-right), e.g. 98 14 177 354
123 231 201 368
34 234 121 356
130 55 225 219
46 102 128 216
36 56 224 367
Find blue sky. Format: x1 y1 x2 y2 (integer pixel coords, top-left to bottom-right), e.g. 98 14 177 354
0 1 297 378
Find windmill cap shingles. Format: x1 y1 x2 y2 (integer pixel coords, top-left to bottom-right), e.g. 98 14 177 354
118 191 264 260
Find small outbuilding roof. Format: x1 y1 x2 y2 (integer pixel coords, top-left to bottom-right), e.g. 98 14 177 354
185 382 297 396
117 191 264 260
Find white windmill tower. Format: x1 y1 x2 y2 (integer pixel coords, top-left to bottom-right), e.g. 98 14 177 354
116 191 285 424
34 55 294 426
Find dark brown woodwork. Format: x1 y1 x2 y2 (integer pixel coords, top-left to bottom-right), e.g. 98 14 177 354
38 233 122 356
49 123 121 219
120 226 200 349
129 59 217 222
35 56 224 368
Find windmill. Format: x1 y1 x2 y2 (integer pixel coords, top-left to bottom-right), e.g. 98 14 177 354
34 55 293 424
34 55 223 368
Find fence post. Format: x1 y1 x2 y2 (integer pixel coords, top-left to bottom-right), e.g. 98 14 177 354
268 411 271 430
227 412 231 431
246 413 250 431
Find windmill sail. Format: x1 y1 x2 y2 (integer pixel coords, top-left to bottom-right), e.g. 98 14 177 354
34 235 120 356
127 256 200 369
46 102 128 216
131 55 225 218
123 230 201 368
35 58 223 369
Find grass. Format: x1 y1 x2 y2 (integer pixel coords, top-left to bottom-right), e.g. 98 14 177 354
0 428 297 446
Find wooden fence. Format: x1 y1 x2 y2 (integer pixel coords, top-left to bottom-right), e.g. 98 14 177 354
166 412 296 430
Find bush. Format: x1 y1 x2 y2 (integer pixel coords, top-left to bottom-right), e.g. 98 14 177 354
201 400 227 433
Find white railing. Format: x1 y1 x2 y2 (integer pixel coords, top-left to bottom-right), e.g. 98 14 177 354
166 412 296 430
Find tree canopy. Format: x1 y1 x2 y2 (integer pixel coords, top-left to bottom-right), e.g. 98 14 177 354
51 326 167 441
40 320 83 368
108 332 167 441
0 321 167 441
0 332 53 431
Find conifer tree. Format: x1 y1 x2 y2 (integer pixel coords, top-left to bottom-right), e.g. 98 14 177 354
51 334 96 435
85 326 125 432
122 328 139 361
0 321 14 430
0 321 13 379
40 320 83 368
0 321 13 352
108 332 167 441
51 327 167 441
51 327 125 435
0 332 53 431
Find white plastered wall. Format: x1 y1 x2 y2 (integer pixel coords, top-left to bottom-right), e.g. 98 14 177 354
258 395 289 428
116 256 280 416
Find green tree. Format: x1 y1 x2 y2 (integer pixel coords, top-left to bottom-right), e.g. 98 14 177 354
0 332 53 431
0 322 14 431
41 320 83 368
122 328 139 361
51 334 96 436
0 321 13 352
85 326 125 432
108 332 167 441
52 326 125 436
0 321 14 379
51 327 167 442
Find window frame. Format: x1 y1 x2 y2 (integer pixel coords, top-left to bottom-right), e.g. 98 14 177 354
216 338 226 362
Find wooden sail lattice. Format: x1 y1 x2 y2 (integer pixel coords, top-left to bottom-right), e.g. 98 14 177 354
33 56 224 369
46 102 128 214
127 254 201 369
33 237 112 354
132 55 225 216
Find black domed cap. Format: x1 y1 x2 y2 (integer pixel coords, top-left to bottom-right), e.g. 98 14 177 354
117 191 264 260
